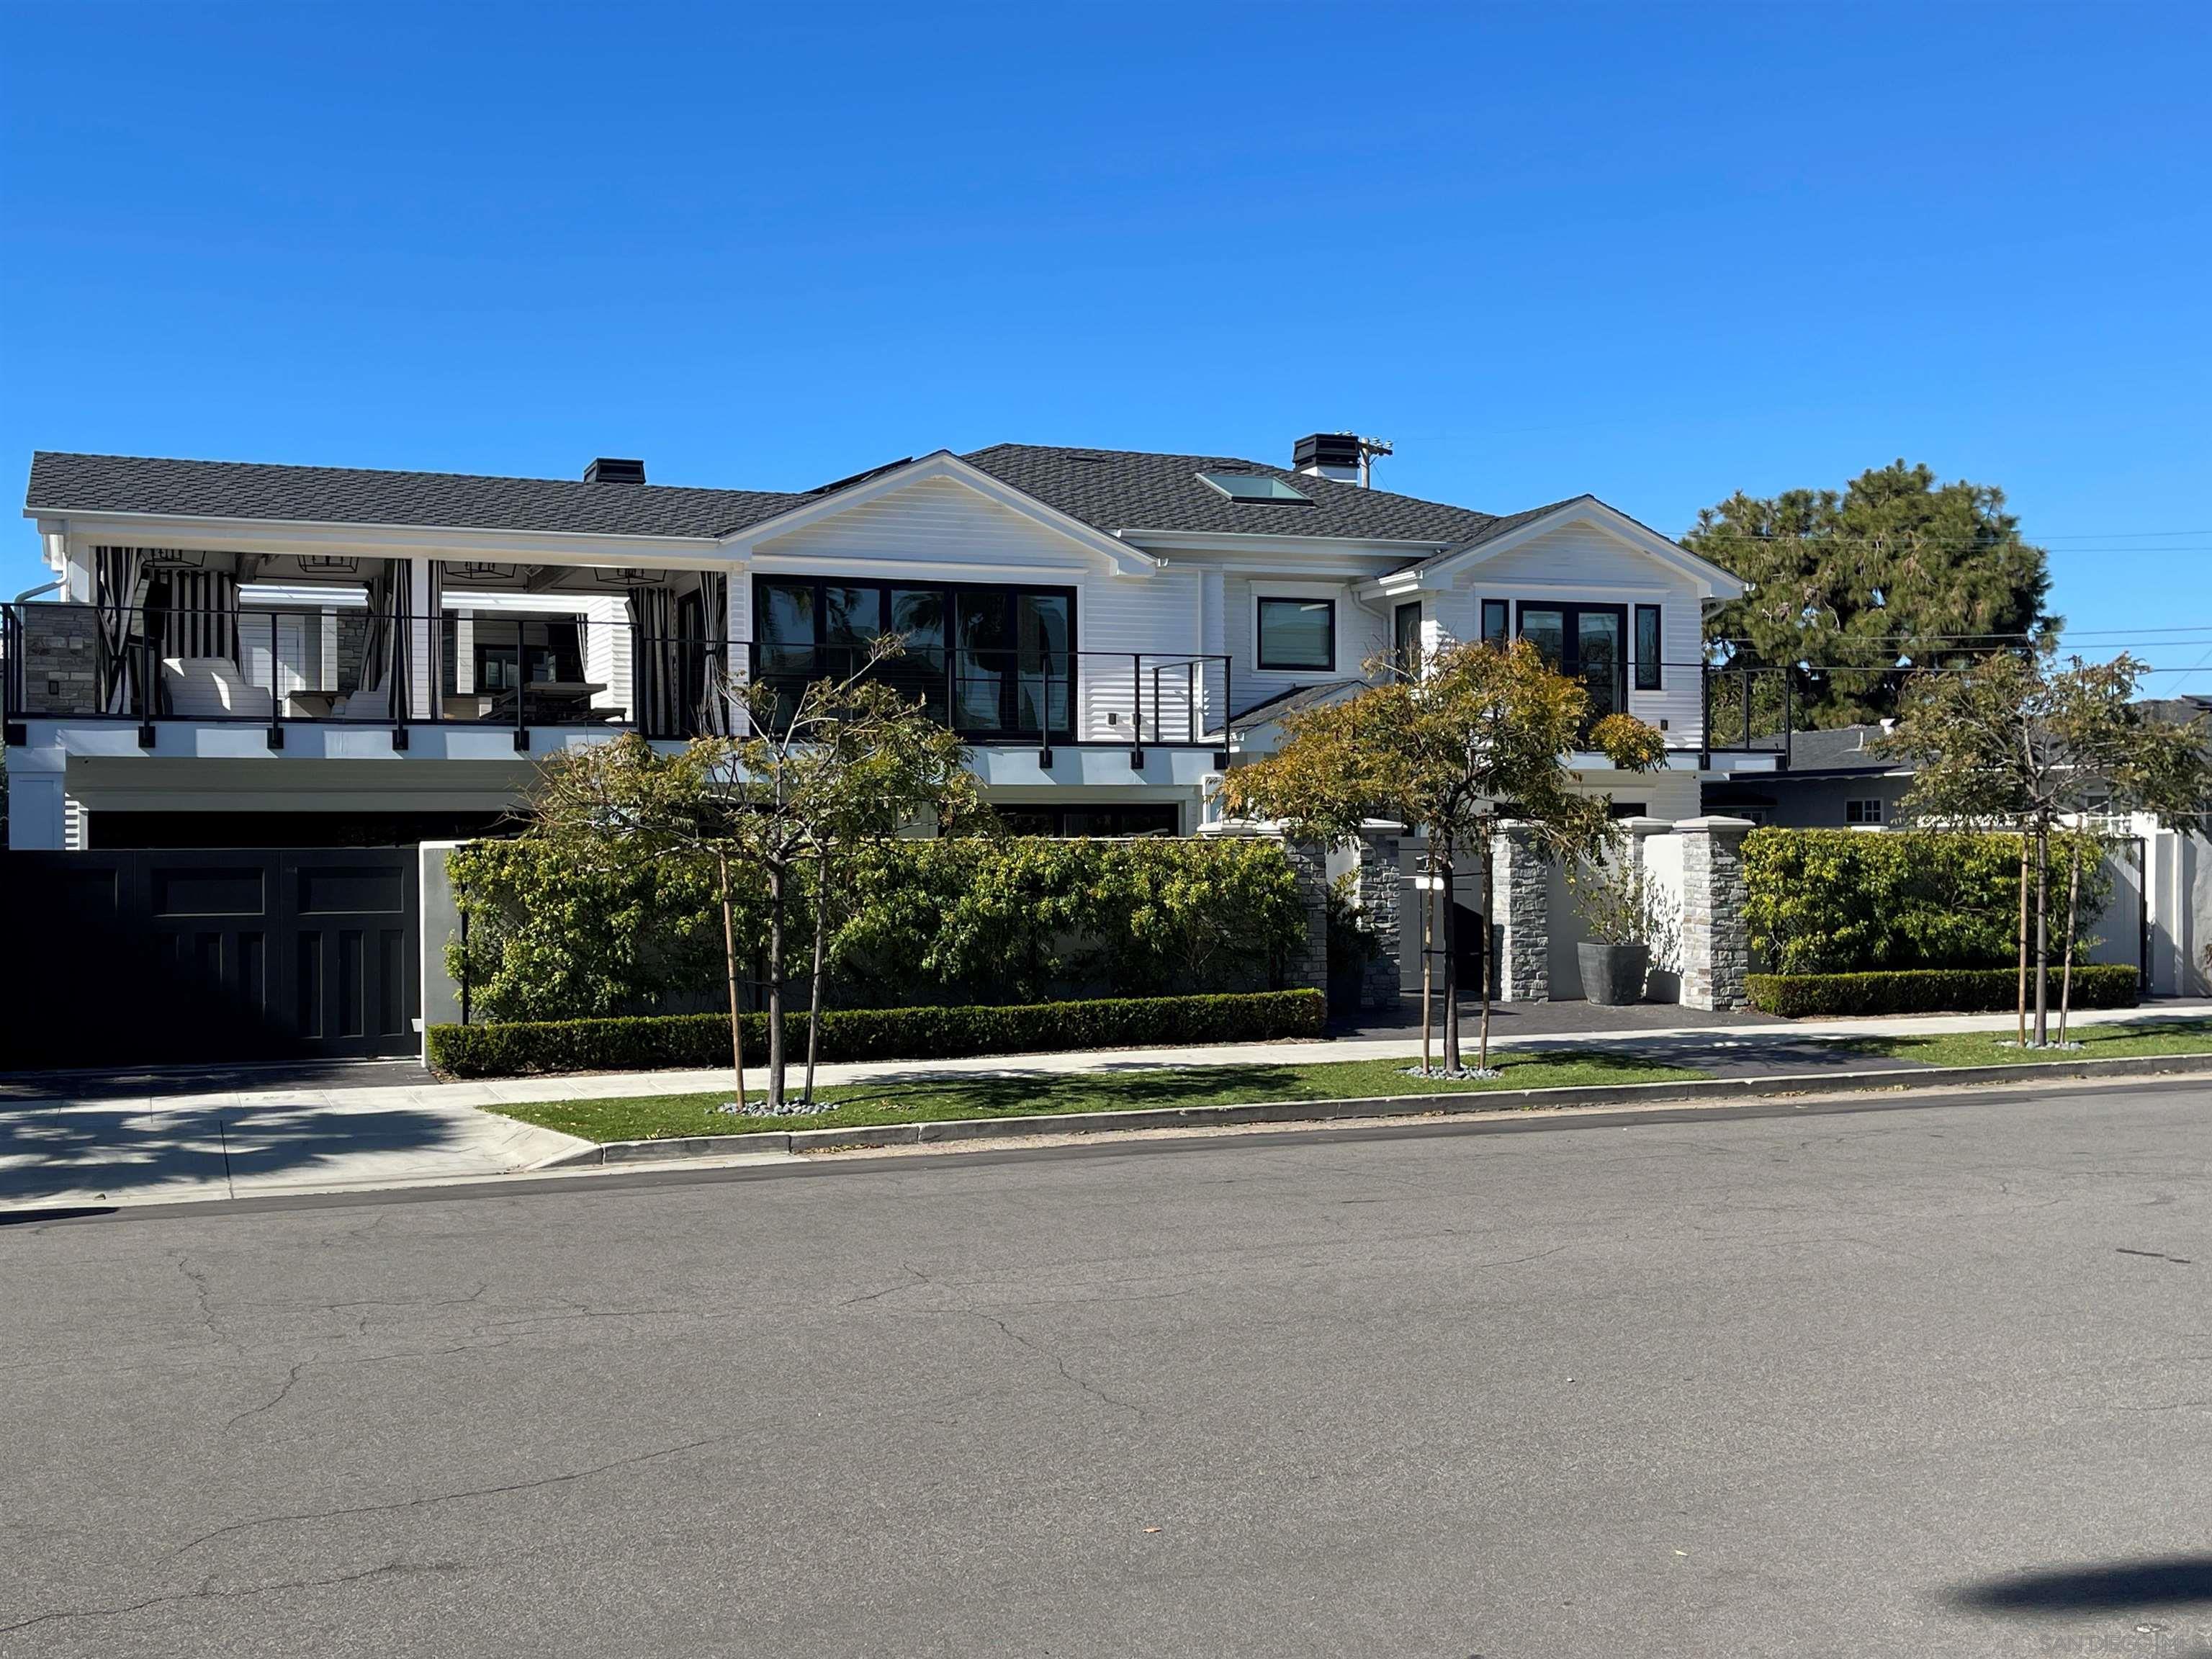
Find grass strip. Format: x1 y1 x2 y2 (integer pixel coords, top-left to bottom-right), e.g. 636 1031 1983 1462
488 1052 1707 1144
1844 1017 2212 1070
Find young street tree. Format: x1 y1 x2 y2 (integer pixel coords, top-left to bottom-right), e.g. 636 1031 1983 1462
527 639 977 1110
1218 637 1666 1074
1688 461 2058 729
1887 647 2208 1044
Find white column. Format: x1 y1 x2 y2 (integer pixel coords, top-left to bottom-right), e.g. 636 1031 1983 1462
320 608 339 692
405 557 437 721
454 609 475 694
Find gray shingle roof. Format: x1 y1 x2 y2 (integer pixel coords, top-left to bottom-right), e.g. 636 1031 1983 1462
26 451 802 539
960 444 1507 544
26 443 1617 557
1784 724 1910 773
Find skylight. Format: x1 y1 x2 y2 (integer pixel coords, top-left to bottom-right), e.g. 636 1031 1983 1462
1197 471 1313 505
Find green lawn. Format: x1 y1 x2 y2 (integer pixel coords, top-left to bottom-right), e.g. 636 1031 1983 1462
1849 1017 2212 1070
490 1051 1708 1144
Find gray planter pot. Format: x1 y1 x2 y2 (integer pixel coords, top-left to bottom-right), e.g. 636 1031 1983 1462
1578 941 1650 1007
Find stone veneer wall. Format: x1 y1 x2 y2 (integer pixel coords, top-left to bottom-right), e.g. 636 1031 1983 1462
1282 839 1332 997
1489 824 1550 1002
13 607 101 715
1678 817 1755 1010
1356 829 1403 1008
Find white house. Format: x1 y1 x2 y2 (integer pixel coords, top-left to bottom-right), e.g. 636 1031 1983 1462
6 434 1770 851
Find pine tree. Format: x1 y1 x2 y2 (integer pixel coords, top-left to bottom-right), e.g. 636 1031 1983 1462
1688 461 2059 729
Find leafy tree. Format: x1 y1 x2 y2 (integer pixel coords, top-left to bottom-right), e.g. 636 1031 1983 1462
1218 638 1665 1074
1688 461 2059 729
526 642 976 1110
1887 647 2208 1044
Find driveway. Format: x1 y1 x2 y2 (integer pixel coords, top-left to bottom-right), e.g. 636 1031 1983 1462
0 1066 584 1210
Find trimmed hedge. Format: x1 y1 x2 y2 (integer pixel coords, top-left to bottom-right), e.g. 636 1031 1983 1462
1745 965 2139 1019
428 989 1327 1079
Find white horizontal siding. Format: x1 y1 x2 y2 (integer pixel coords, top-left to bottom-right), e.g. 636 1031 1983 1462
1453 523 1707 747
1224 575 1381 715
753 475 1099 572
1077 569 1204 741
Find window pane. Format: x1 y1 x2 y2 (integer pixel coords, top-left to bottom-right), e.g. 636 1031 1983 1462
954 592 1011 728
1520 608 1564 666
759 581 815 673
1575 611 1622 721
889 588 944 656
1635 605 1662 691
824 585 881 643
1017 594 1071 733
1481 600 1509 646
1394 603 1421 675
1257 598 1333 669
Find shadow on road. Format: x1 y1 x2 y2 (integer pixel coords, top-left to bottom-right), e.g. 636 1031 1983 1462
1951 1555 2212 1613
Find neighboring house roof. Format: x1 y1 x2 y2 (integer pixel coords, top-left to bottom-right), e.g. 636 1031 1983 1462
1783 724 1908 775
25 451 802 540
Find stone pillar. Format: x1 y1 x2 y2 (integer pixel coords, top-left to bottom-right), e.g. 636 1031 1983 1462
1489 823 1550 1003
1282 837 1331 997
1678 816 1756 1010
1356 825 1403 1007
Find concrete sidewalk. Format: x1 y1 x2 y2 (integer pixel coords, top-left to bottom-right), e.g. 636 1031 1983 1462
4 999 2204 1213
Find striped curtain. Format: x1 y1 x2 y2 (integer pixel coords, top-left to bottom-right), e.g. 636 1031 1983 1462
354 562 403 719
419 561 444 720
93 546 152 714
696 570 732 736
158 569 241 660
627 585 683 738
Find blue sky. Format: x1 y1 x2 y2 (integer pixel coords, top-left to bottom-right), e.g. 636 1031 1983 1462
4 1 2208 680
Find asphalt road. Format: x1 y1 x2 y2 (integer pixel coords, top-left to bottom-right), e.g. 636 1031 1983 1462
3 1079 2208 1658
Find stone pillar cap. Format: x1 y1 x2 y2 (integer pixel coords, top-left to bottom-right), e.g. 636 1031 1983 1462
1616 816 1673 834
1674 815 1761 833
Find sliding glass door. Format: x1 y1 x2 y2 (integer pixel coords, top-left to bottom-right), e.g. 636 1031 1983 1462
754 577 1074 738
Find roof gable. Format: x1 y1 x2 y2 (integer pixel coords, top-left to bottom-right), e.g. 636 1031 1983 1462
1371 496 1748 600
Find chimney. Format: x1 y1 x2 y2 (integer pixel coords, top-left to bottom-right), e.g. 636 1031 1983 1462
1292 433 1364 485
1292 432 1392 487
583 457 646 485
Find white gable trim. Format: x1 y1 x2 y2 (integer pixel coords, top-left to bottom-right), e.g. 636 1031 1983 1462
1360 499 1747 601
717 450 1163 577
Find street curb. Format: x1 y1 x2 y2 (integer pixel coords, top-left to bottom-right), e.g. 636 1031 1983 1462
530 1048 2212 1168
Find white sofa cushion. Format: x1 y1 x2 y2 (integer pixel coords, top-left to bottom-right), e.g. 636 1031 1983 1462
160 657 273 719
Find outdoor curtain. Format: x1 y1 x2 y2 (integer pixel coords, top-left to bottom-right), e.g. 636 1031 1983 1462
627 583 683 739
695 570 733 736
420 561 444 720
353 562 404 720
156 568 241 662
93 545 152 714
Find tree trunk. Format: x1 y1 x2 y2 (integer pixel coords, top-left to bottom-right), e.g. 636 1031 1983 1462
1419 854 1437 1075
2058 840 2082 1045
2015 833 2030 1048
803 845 831 1105
1478 829 1495 1073
1439 848 1460 1072
2032 826 2049 1046
716 850 747 1111
765 862 787 1107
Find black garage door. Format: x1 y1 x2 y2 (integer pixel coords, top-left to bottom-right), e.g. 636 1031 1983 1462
0 848 419 1069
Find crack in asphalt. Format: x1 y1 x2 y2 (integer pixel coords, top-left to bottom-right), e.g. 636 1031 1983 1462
0 1560 469 1637
161 1434 729 1563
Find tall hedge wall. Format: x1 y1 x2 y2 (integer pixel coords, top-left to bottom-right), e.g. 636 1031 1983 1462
1743 827 2114 976
446 835 1310 1025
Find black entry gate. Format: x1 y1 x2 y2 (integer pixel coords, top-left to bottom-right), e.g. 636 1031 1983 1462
0 849 419 1069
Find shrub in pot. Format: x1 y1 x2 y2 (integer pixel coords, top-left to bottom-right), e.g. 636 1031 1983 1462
1566 855 1671 1007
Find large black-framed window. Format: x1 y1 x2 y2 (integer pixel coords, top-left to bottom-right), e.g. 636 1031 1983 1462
752 575 1076 737
1516 601 1628 724
1633 604 1663 691
1256 597 1335 670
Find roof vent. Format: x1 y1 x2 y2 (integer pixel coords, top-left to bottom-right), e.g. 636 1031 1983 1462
583 457 646 485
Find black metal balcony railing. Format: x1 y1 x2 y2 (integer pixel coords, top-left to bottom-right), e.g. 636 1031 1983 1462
746 643 1232 749
1 602 1238 756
